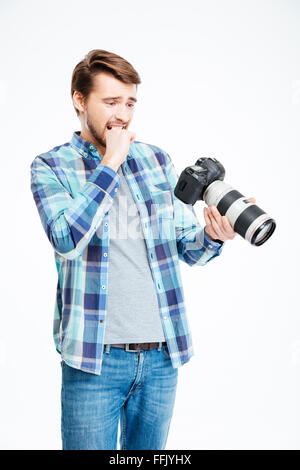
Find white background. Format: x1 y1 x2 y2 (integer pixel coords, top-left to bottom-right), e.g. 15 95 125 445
0 0 299 450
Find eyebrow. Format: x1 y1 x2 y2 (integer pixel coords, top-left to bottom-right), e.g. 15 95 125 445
102 96 137 102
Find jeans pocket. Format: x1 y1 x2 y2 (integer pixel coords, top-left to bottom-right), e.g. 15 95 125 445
162 344 171 360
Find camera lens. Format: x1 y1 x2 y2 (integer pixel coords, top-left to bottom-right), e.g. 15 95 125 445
204 181 276 246
251 219 276 246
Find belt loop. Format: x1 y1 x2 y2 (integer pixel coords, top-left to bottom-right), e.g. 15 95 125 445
105 344 111 354
157 341 162 351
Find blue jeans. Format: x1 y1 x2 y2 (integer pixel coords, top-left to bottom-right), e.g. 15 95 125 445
61 343 179 450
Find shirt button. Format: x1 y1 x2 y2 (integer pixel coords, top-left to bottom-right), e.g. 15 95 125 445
99 319 104 323
103 252 107 257
208 244 212 248
115 188 118 192
89 145 94 150
163 316 167 320
101 285 106 289
104 222 108 227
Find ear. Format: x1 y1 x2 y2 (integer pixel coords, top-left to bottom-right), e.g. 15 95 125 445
73 91 85 114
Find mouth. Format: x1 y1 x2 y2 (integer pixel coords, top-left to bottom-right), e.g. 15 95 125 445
106 124 127 130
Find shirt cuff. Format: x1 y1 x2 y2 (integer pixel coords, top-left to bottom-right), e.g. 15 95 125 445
87 163 120 196
203 230 224 249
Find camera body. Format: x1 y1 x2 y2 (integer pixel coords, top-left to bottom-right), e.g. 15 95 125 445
174 157 225 204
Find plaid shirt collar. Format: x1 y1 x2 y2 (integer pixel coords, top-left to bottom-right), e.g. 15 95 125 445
70 130 102 160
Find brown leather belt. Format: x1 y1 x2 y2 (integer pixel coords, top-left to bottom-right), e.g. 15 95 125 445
108 342 167 351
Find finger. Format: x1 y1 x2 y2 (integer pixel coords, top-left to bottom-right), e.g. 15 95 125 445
204 207 214 231
221 216 236 239
206 207 225 239
210 206 223 223
209 206 226 237
211 207 234 236
204 208 219 240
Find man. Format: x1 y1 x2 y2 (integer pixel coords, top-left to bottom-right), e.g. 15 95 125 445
30 49 255 450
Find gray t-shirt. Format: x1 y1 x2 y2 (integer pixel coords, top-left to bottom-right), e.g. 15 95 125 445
103 165 166 344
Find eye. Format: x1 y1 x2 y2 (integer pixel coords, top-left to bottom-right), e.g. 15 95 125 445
127 103 135 108
107 102 116 106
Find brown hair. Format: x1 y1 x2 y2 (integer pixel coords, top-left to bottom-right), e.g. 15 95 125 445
71 49 141 116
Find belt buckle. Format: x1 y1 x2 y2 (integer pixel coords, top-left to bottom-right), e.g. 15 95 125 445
125 343 143 352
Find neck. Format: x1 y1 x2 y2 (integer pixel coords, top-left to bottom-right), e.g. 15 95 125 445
79 130 105 156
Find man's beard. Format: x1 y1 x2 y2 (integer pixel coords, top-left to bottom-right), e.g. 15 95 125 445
86 113 106 150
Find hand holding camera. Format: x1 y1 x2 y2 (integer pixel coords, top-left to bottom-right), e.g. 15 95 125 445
203 198 256 243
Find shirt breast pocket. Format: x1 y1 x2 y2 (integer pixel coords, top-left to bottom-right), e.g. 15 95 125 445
149 182 174 241
149 182 174 220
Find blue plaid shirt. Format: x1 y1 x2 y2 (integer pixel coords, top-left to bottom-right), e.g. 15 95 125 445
30 131 224 375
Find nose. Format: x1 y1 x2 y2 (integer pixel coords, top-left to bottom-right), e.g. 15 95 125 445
114 104 131 123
